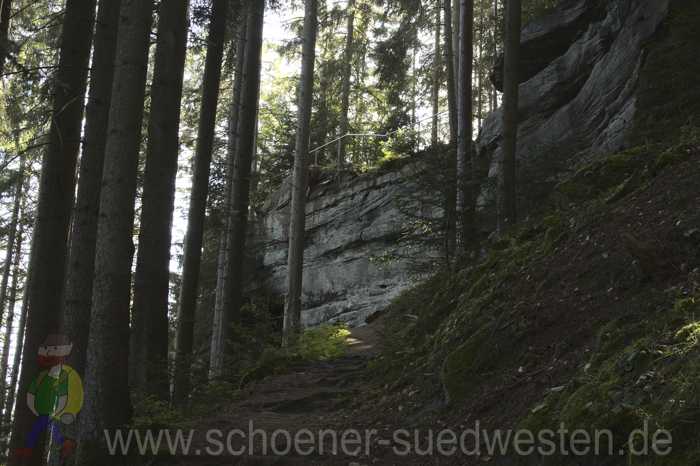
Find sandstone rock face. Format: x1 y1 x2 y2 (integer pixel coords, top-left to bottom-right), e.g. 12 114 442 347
249 0 670 328
249 163 441 328
480 0 670 210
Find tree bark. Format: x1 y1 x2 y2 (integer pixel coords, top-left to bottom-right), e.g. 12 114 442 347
218 0 264 364
8 0 96 462
63 0 121 380
431 0 441 146
210 10 248 380
282 0 318 347
336 0 354 170
456 0 474 253
498 0 520 232
74 0 154 462
131 0 190 400
173 0 230 405
0 0 11 77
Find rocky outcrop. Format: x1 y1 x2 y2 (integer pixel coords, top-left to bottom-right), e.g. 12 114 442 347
248 162 441 328
249 0 672 328
480 0 670 211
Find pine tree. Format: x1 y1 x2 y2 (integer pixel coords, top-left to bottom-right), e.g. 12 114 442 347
173 0 231 405
75 0 154 462
63 0 121 379
498 0 520 232
213 0 265 368
8 0 96 462
210 12 248 379
131 0 190 400
283 0 319 347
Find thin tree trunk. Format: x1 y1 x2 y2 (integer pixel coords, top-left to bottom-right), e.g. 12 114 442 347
0 154 24 340
498 0 520 232
210 12 248 380
443 0 458 261
173 0 230 405
492 0 498 108
8 0 95 462
63 0 121 380
282 0 318 347
74 0 154 462
431 0 441 146
443 0 457 142
456 0 474 253
220 0 264 362
131 0 190 400
336 0 354 170
3 255 28 432
0 211 23 416
476 14 483 131
452 0 460 98
0 0 11 76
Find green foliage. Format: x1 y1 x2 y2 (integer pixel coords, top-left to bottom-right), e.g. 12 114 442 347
237 324 350 388
131 395 186 430
296 324 351 361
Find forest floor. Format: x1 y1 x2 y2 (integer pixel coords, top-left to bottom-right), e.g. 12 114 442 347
151 136 700 466
154 323 397 466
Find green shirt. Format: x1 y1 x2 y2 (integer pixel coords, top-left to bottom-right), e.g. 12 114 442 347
28 369 69 416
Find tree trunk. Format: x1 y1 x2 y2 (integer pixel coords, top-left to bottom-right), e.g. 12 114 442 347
0 154 24 342
443 0 457 142
456 0 474 253
452 0 460 98
431 0 441 146
131 0 190 400
498 0 520 232
476 18 483 132
0 0 11 76
219 0 264 363
8 0 95 462
443 0 458 261
282 0 318 347
0 210 23 417
63 0 121 380
210 10 248 380
492 0 499 109
74 0 154 462
2 255 28 433
173 0 230 404
336 0 354 170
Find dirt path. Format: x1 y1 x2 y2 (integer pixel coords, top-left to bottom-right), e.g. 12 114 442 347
154 324 382 466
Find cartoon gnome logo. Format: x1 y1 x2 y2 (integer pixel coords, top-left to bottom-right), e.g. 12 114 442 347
14 334 84 460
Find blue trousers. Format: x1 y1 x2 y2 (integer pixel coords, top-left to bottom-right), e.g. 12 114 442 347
26 415 64 449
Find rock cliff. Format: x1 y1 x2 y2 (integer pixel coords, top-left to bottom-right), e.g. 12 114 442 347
480 0 670 210
249 0 672 328
248 162 442 327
